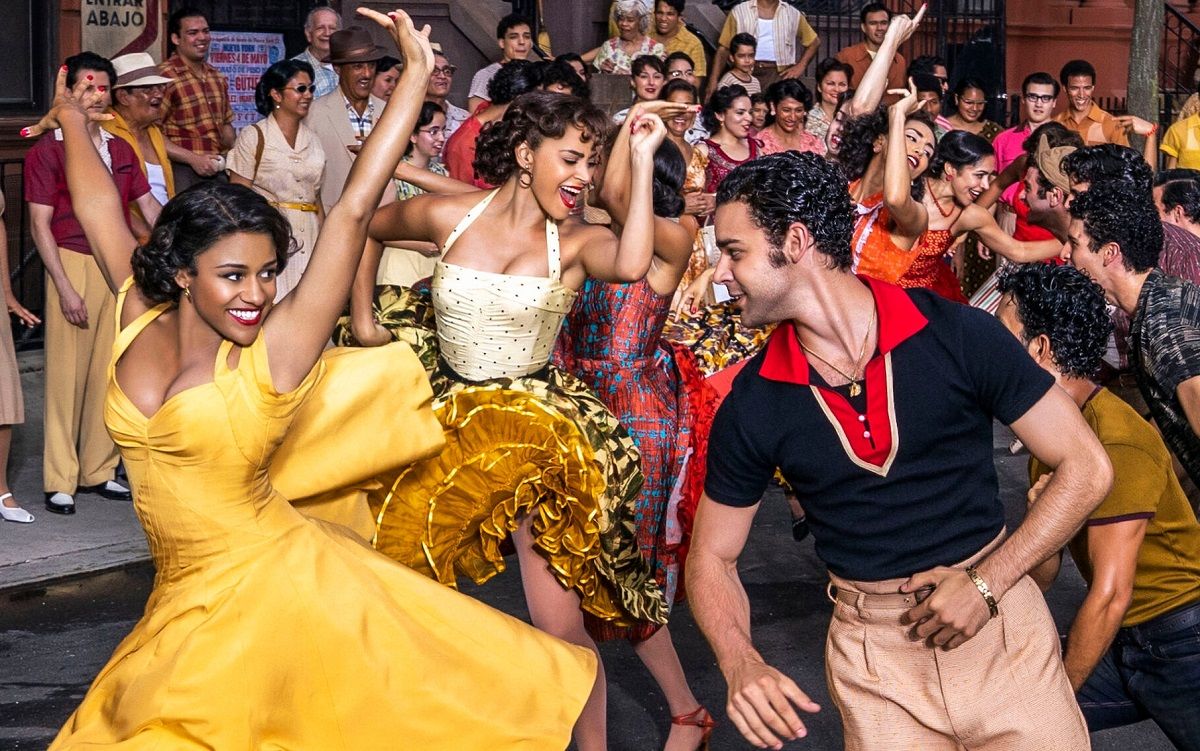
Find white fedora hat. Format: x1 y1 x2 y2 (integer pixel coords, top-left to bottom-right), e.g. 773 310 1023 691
111 52 174 88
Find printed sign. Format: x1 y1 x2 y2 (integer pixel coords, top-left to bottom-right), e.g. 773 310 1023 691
208 31 286 130
81 0 164 60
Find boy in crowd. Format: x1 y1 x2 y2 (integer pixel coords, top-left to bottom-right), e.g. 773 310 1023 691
717 33 761 95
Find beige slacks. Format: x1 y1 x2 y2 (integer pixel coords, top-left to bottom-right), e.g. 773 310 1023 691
43 249 118 494
825 540 1090 750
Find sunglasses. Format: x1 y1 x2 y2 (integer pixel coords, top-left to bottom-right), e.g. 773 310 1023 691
432 65 457 77
285 84 315 94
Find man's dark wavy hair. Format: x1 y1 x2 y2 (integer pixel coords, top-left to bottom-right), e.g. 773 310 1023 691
1068 179 1162 273
998 264 1112 380
716 151 854 269
1061 143 1153 195
132 183 295 304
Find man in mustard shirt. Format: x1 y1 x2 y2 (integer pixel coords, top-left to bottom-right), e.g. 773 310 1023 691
998 263 1200 751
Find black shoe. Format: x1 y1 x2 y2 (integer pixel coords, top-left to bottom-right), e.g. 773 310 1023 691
44 492 76 515
79 481 132 501
791 515 810 542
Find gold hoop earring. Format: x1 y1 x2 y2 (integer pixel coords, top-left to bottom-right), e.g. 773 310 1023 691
517 167 533 189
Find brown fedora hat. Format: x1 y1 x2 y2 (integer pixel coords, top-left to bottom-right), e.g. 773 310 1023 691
323 26 388 64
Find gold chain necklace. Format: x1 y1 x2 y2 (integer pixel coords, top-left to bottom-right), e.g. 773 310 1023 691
796 310 876 397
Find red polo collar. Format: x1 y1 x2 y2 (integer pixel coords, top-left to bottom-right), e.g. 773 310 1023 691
759 276 928 385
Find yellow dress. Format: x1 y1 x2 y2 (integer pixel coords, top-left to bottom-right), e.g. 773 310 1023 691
50 280 596 750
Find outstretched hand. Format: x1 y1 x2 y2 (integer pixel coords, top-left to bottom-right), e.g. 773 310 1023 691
21 66 112 139
630 99 700 122
356 7 434 76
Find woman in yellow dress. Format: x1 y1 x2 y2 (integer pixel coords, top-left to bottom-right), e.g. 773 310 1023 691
346 92 669 750
27 10 595 750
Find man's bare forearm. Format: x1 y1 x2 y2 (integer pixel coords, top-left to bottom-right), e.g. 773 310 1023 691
687 549 762 671
1063 587 1128 691
977 452 1110 599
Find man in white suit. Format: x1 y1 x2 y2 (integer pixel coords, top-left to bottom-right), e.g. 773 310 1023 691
306 27 393 213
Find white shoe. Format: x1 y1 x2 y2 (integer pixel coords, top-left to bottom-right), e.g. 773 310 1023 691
0 492 34 523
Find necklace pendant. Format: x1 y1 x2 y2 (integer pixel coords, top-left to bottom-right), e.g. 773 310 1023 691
849 382 862 398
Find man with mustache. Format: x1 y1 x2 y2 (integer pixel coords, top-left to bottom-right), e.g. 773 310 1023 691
104 52 174 239
157 6 234 191
305 27 391 213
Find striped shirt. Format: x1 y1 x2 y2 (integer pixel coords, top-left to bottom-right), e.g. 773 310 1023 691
157 55 233 156
1131 269 1200 487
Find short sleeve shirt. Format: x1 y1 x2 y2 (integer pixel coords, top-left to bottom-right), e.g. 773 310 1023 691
1054 103 1130 147
1030 388 1200 626
468 62 502 103
705 278 1054 581
158 55 234 156
1131 269 1200 487
659 26 707 77
718 9 817 53
24 131 150 255
1161 114 1200 169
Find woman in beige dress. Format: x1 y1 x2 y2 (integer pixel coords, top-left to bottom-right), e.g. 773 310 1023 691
228 59 325 301
0 193 42 522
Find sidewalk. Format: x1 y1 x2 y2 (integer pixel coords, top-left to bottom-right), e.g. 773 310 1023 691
0 351 147 593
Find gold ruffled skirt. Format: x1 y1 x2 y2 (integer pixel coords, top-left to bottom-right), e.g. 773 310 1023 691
338 286 666 628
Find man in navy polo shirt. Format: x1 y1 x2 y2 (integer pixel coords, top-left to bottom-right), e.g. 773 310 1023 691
686 152 1112 750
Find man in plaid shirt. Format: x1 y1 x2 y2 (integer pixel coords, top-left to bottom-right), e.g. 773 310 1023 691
292 6 342 99
158 6 234 190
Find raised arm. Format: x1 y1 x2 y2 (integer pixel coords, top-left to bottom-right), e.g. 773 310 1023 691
25 69 133 296
577 114 663 282
688 496 821 749
267 8 433 382
883 86 929 240
393 161 475 194
846 5 926 118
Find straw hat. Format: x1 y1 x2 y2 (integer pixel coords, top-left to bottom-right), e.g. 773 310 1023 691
111 52 173 88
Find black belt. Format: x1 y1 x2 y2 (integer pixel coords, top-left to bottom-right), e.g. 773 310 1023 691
1115 598 1200 647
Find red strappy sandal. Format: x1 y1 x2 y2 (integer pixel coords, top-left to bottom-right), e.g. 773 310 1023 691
671 706 716 750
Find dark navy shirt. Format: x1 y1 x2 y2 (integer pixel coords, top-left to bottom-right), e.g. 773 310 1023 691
705 278 1054 581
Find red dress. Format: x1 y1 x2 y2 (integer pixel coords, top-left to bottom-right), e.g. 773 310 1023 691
703 137 760 194
897 229 968 303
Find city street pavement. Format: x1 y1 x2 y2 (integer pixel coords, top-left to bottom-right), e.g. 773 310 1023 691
0 353 1178 749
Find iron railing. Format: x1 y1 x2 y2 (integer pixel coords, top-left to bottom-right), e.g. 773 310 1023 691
802 0 1008 124
0 158 45 352
1161 3 1200 125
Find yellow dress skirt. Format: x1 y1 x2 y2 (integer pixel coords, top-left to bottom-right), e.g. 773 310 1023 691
50 281 595 750
337 285 668 630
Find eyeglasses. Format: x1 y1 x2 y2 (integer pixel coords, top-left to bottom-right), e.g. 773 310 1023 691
1024 93 1055 104
960 99 987 106
417 126 450 136
286 84 315 94
432 65 457 77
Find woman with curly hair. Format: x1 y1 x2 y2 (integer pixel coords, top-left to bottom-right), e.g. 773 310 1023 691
30 10 596 750
557 99 718 749
227 58 324 300
348 90 667 751
758 78 825 156
442 58 538 187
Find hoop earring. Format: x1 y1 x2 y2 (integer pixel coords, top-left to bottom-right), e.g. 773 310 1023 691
518 167 533 189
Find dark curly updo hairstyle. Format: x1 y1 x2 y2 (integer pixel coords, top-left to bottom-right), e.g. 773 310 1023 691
836 105 935 199
254 59 315 117
998 263 1112 379
472 91 610 187
652 140 685 219
929 130 994 180
487 59 540 105
132 183 295 304
702 84 750 133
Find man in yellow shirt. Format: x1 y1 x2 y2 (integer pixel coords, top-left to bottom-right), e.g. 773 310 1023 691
706 0 819 98
998 263 1200 751
1161 112 1200 170
652 0 707 89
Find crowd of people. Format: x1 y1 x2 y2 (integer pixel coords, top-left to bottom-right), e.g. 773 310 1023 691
8 1 1200 750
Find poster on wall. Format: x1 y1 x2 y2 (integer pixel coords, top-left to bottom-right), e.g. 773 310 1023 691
81 0 165 61
208 31 286 131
